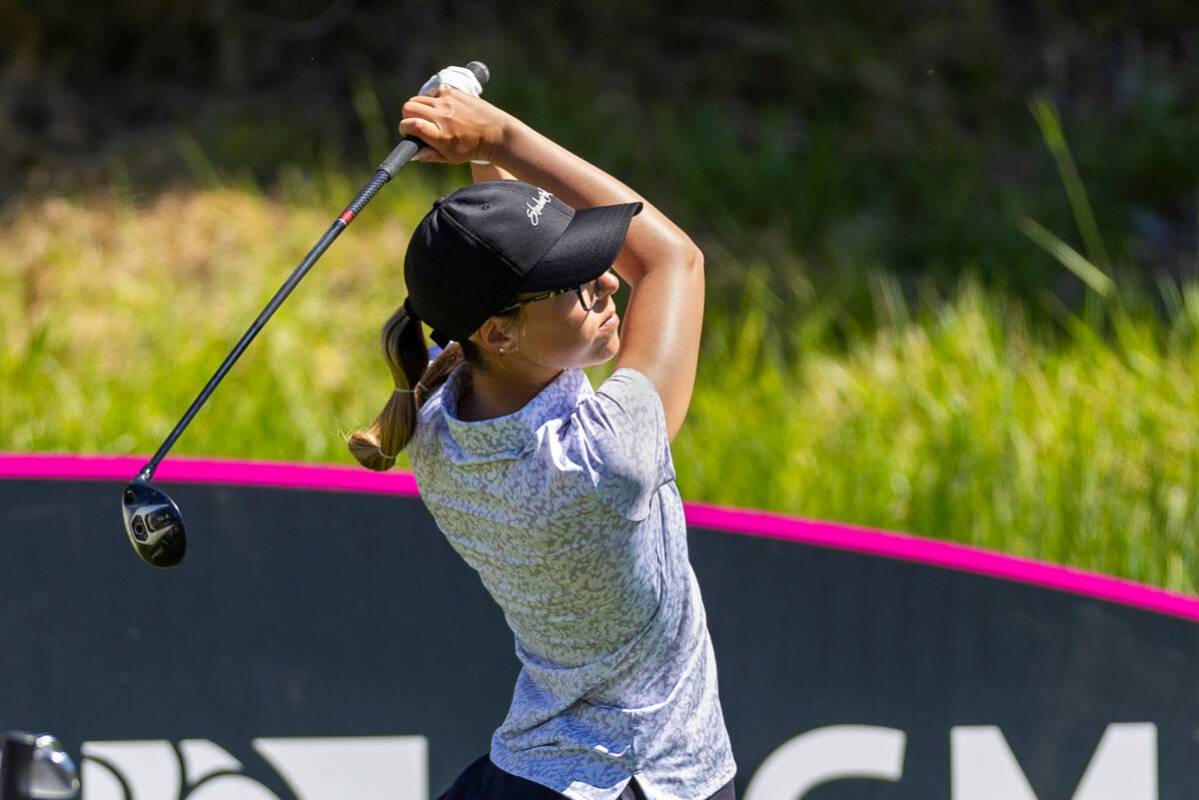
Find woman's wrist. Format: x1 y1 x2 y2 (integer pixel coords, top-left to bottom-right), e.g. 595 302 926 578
492 118 545 173
480 109 518 166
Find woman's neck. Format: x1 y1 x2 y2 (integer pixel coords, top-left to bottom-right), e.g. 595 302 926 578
456 363 566 421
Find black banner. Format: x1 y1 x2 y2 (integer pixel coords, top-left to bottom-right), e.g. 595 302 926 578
1 458 1197 798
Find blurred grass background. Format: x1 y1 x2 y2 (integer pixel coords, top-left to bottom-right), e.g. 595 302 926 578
1 2 1197 591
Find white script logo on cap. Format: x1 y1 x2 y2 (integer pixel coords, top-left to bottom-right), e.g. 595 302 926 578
526 189 553 226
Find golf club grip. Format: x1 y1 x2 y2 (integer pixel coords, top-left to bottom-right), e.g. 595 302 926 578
377 60 490 178
378 136 423 179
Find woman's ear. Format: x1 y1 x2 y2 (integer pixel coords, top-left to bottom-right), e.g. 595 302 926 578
475 316 519 355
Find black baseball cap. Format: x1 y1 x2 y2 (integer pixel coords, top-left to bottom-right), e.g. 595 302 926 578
403 180 643 347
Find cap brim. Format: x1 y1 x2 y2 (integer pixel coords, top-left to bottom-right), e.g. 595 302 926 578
517 201 644 293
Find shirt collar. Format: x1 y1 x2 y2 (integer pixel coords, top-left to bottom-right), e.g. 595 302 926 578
438 363 592 456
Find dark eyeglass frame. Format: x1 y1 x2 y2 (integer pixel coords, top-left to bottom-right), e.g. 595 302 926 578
496 268 615 316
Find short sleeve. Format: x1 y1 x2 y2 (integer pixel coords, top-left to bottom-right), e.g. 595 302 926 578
569 367 676 521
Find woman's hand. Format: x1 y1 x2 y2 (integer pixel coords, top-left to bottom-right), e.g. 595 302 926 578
399 86 512 165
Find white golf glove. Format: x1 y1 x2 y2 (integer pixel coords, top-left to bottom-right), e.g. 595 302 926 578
418 65 484 98
419 66 491 165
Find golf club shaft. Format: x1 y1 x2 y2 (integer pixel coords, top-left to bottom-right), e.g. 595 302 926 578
137 140 421 482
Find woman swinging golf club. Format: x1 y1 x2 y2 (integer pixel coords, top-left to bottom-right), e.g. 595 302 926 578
348 82 736 800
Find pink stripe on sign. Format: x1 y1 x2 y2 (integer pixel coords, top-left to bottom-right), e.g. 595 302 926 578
3 452 1198 622
0 452 419 496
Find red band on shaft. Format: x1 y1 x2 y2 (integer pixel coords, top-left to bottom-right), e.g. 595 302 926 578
339 209 356 225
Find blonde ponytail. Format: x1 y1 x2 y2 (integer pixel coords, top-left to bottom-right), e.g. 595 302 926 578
347 301 465 471
349 297 521 471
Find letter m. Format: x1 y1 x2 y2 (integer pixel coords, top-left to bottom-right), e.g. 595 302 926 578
951 723 1157 800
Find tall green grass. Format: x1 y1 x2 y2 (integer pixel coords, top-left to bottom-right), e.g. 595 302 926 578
680 269 1199 593
2 175 1197 592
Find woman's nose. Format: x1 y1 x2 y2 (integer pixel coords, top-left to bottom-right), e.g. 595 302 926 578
600 268 620 297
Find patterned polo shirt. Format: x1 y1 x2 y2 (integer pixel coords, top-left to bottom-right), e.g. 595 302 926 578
409 363 736 800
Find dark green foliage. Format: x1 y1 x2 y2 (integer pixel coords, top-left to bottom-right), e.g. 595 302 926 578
3 2 1198 315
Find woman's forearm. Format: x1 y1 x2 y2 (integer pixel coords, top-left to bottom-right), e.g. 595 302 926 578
470 161 517 182
491 117 699 285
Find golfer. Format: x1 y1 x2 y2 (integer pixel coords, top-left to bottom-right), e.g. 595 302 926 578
348 84 736 800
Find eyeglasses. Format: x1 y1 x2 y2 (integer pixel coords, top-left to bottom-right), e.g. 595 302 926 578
496 268 615 315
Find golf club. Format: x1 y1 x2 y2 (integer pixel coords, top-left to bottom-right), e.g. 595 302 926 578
0 733 79 800
121 60 491 568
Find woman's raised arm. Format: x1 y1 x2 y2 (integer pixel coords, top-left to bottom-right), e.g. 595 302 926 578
492 118 703 442
401 87 705 441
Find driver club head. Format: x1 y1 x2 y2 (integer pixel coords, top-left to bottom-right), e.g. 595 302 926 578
30 734 81 798
0 732 80 799
122 479 187 568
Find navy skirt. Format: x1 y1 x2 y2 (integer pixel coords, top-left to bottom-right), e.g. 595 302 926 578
436 754 736 800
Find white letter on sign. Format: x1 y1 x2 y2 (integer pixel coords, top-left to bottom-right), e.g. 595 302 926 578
951 723 1157 800
743 725 906 800
254 736 427 800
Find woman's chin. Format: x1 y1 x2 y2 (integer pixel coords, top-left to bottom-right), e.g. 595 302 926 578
600 332 620 358
580 338 620 369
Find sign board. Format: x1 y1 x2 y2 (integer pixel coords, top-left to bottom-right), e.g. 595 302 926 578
1 455 1196 799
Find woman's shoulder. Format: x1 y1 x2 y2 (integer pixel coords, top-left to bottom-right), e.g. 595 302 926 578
574 367 669 450
563 366 675 522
